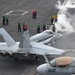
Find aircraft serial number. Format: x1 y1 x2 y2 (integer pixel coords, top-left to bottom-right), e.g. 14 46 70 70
48 69 56 72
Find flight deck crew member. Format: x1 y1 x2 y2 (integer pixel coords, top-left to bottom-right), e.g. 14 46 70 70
50 15 54 24
6 15 9 25
36 22 40 33
23 23 28 31
43 22 46 31
34 10 37 19
54 14 58 23
3 15 6 25
18 22 21 32
32 10 37 19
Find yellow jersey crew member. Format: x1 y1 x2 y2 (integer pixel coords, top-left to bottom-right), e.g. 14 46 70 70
53 14 58 23
50 14 58 24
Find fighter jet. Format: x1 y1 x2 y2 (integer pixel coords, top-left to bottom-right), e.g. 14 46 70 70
30 29 62 44
0 28 65 61
37 55 75 75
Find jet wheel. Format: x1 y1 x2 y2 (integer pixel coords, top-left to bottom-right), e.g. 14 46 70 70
36 56 40 62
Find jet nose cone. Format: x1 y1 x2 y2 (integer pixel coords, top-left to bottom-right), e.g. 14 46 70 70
36 64 47 75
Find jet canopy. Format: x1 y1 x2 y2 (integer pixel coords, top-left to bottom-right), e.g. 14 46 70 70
50 57 72 67
55 57 72 66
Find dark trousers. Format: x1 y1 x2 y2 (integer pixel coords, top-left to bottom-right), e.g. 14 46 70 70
3 20 5 25
55 19 57 22
6 19 9 25
18 27 21 32
37 28 40 33
33 14 37 19
51 19 54 24
43 27 46 31
24 29 27 31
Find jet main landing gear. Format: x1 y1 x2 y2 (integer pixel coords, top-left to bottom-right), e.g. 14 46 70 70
35 55 40 62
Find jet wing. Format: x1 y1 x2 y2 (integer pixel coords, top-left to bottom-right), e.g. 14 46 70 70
0 43 7 50
39 35 56 44
30 31 53 44
30 32 62 45
38 34 62 45
29 43 65 55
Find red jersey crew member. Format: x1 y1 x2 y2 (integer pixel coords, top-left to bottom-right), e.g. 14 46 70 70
32 10 37 19
23 23 28 31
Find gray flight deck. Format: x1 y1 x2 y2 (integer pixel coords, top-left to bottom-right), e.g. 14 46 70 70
0 0 60 41
0 0 75 75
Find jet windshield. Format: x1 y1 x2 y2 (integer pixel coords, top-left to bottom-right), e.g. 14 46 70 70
56 57 72 66
50 59 57 67
50 57 72 67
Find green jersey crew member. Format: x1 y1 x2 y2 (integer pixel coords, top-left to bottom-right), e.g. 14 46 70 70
36 22 40 33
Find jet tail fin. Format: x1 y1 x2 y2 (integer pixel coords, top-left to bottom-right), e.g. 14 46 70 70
19 30 31 48
0 28 16 46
